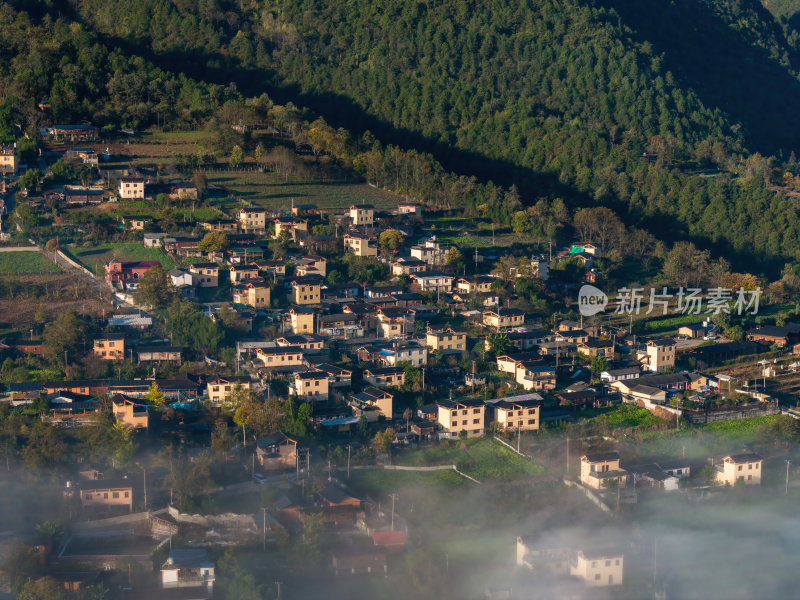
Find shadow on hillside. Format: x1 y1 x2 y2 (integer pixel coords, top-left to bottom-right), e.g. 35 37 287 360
603 0 800 156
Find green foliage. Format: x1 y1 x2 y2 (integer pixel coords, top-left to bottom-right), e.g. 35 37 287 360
0 252 61 275
19 169 43 193
48 159 86 185
42 310 93 364
145 381 165 409
133 265 176 309
486 333 512 356
166 300 223 355
198 231 229 253
17 576 65 600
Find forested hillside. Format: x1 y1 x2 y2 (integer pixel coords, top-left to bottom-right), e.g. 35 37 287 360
5 0 800 270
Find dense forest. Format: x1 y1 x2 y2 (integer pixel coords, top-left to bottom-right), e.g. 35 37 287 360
4 0 800 271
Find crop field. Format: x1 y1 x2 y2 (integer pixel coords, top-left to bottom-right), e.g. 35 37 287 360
0 252 62 275
393 437 544 480
206 171 400 211
66 243 174 275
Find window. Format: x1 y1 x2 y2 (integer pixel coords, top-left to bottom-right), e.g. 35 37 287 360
528 419 535 425
738 465 743 471
473 419 480 424
615 559 620 565
748 475 752 480
451 410 457 417
85 494 92 500
473 408 480 414
749 464 752 469
462 420 467 426
451 421 457 428
113 492 119 499
592 562 597 568
605 560 611 567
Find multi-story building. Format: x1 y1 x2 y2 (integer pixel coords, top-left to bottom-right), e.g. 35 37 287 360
715 453 763 486
206 375 251 404
570 549 623 587
256 346 304 368
291 276 322 305
238 207 268 233
104 260 161 286
363 367 405 387
189 262 219 287
348 204 374 226
488 393 542 432
232 280 270 308
111 395 148 429
230 263 260 283
455 276 494 294
351 387 393 421
291 370 329 401
118 177 146 199
639 339 676 373
79 480 134 512
377 307 414 338
436 398 486 438
289 306 316 334
295 255 327 277
426 328 467 353
409 271 453 293
93 333 125 360
0 145 17 174
344 234 378 257
482 308 525 331
391 257 428 276
273 217 308 241
579 452 625 490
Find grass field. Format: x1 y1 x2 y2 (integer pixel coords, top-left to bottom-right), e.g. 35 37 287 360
0 252 62 275
66 243 174 275
393 437 544 480
206 171 401 211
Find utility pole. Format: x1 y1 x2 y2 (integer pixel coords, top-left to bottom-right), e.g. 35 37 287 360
143 467 147 511
347 444 352 480
389 493 398 530
517 421 521 453
566 436 570 473
64 350 68 369
263 507 267 552
787 460 792 495
275 581 282 600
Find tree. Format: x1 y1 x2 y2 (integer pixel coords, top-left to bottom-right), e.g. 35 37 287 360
19 169 43 193
133 265 176 309
378 229 404 254
198 231 229 253
486 333 512 356
45 239 59 253
166 301 223 355
230 145 244 168
17 577 64 600
43 310 90 364
145 381 165 409
357 414 369 439
511 210 533 235
445 247 464 271
20 421 66 470
590 355 609 376
372 427 395 454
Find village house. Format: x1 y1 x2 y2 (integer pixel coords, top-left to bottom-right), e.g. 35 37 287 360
0 145 18 174
314 363 353 388
79 479 134 512
202 219 238 232
515 361 557 391
256 346 304 369
570 548 623 587
168 181 198 200
229 263 260 283
363 366 405 387
47 124 98 140
161 549 215 592
488 393 542 432
348 204 375 226
104 260 161 286
369 340 427 367
189 262 219 287
273 216 307 241
117 177 145 199
410 271 453 293
206 375 252 404
111 395 148 429
410 236 448 266
678 322 706 339
169 268 196 292
579 452 626 490
392 257 428 276
343 233 378 257
377 307 414 338
577 339 615 358
63 185 104 205
600 366 641 383
232 280 270 308
351 387 394 421
276 334 325 352
319 313 364 338
256 432 298 471
396 202 421 216
482 308 525 331
437 398 486 438
746 324 800 347
122 215 153 230
639 339 676 373
455 275 495 294
290 370 330 401
295 255 327 277
609 380 667 404
715 453 763 486
238 207 268 233
93 333 125 360
136 346 183 364
426 327 467 353
291 276 322 305
259 259 286 277
289 306 316 334
506 328 556 351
